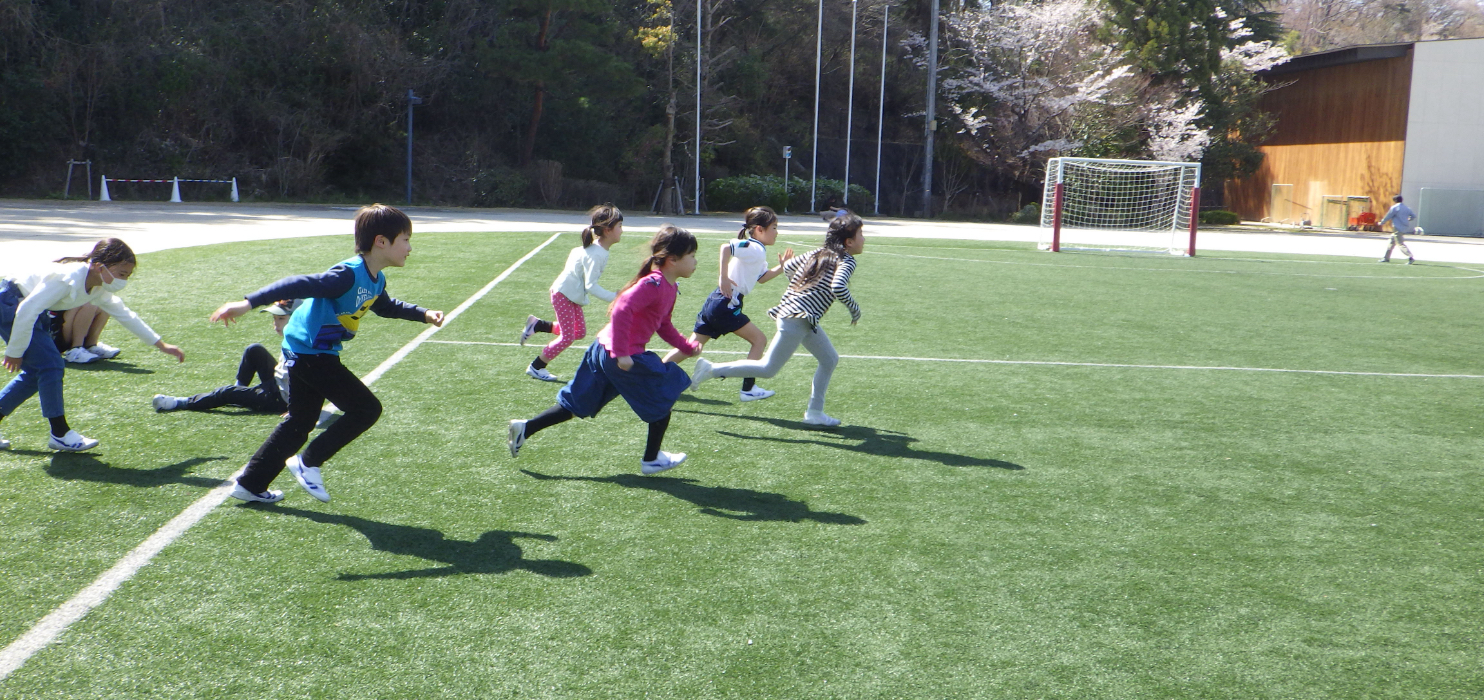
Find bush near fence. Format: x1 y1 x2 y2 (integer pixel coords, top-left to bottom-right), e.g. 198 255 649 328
706 175 873 213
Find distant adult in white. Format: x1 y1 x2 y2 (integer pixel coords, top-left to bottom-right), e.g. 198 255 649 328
1378 194 1416 264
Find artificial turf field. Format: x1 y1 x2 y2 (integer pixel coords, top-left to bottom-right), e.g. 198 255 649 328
1 228 1482 698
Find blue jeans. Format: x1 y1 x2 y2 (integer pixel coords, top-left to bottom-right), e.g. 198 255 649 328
0 281 66 419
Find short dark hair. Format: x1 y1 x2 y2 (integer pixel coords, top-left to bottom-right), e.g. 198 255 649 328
354 204 411 253
1394 195 1404 203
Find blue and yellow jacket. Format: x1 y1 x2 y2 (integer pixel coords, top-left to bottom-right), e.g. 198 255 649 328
245 256 426 356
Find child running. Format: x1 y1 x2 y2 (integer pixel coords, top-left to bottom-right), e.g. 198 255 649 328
661 206 794 402
508 224 701 475
0 238 186 451
689 212 865 427
519 204 622 382
209 204 445 504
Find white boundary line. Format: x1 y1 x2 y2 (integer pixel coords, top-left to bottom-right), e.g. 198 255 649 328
0 232 564 682
425 340 1484 380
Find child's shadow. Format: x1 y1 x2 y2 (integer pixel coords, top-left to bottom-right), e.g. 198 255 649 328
67 360 154 375
265 506 592 581
44 454 229 489
521 469 865 525
681 410 1025 470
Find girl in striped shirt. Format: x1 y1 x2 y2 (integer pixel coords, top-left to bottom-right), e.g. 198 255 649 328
689 212 865 427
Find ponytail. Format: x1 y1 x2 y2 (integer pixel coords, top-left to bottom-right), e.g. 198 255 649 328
614 224 699 304
583 202 624 248
55 238 137 267
789 212 862 292
738 205 779 240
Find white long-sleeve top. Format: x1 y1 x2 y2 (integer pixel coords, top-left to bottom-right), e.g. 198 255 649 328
550 244 617 306
5 263 161 359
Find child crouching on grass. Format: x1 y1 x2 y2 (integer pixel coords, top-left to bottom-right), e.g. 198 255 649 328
508 225 701 475
210 204 445 504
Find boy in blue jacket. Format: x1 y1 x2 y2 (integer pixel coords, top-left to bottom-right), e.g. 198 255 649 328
209 204 445 504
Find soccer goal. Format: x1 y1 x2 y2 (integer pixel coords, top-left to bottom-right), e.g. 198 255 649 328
1039 157 1202 256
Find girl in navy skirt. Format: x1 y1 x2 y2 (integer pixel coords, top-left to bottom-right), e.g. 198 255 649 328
662 206 793 402
508 225 701 475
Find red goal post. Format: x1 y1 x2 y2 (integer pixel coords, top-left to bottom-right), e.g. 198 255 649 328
1040 157 1202 256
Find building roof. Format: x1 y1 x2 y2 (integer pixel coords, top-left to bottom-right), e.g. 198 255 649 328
1263 42 1413 76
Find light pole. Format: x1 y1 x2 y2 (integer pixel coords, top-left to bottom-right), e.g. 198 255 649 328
695 0 703 214
406 89 423 205
874 3 888 216
921 0 939 218
783 146 792 213
809 0 823 212
844 0 858 206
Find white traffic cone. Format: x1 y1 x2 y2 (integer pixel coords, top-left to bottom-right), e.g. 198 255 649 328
99 176 111 202
230 177 239 202
169 177 182 203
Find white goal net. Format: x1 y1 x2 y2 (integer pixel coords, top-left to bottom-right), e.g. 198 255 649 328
1039 158 1202 256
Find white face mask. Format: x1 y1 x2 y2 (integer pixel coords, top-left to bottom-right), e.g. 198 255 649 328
99 266 127 293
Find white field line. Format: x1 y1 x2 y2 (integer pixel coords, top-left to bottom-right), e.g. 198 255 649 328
0 232 564 682
426 340 1484 380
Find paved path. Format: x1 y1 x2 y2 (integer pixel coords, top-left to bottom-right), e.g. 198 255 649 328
3 200 1483 268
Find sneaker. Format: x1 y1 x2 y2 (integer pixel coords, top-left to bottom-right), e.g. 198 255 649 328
0 433 10 450
689 358 715 391
1379 258 1389 263
62 346 99 364
803 410 842 428
526 365 562 382
508 419 527 457
48 429 99 452
286 455 329 502
519 315 541 346
87 343 121 359
1407 258 1415 265
739 387 775 402
228 482 284 504
152 394 184 412
641 451 687 475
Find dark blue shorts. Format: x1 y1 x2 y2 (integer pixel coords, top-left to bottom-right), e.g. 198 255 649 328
557 341 691 423
693 289 751 338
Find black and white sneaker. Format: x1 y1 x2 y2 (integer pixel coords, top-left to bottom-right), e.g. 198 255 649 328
286 455 329 503
640 451 686 475
508 420 527 457
48 429 99 452
152 394 184 412
519 315 541 346
526 365 562 382
229 482 284 504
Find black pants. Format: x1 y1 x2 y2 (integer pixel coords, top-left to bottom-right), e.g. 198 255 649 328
185 344 286 413
237 352 381 493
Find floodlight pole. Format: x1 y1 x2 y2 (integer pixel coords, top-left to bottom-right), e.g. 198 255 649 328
406 89 423 205
843 0 858 206
875 3 888 216
810 0 823 212
922 0 939 218
695 0 703 214
783 146 793 213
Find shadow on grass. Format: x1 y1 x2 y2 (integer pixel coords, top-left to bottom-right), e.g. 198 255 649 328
675 393 732 407
265 506 593 580
521 469 866 524
66 360 154 375
45 454 229 488
679 410 1025 470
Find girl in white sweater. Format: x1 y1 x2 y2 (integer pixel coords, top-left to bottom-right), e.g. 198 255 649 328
519 204 622 381
0 238 185 451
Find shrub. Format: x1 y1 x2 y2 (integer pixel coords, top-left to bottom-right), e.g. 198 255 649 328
1199 209 1241 226
706 175 872 213
1010 203 1041 224
473 167 530 207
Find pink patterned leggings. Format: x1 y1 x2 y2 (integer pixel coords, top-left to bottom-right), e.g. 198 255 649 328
541 291 587 362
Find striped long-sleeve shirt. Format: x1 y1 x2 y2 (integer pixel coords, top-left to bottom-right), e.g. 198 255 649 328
768 250 860 325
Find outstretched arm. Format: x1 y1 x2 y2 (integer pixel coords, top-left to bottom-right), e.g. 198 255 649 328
757 248 796 284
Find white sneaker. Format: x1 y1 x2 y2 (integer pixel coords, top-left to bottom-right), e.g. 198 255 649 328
62 347 99 364
739 387 774 402
689 358 715 391
519 315 541 346
229 482 284 504
508 419 527 457
287 455 329 502
87 343 121 359
526 365 562 382
48 429 99 452
641 451 687 475
803 410 842 427
152 394 183 412
0 433 10 450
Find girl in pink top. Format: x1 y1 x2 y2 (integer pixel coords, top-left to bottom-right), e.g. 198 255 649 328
508 225 702 475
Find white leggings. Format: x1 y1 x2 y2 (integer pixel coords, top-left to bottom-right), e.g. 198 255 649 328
710 317 838 412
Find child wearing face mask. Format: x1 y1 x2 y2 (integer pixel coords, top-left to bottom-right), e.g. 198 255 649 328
0 238 186 452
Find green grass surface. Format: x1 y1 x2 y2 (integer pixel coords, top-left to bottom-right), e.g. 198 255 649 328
2 230 1482 698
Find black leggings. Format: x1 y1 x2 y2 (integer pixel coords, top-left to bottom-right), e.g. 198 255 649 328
525 405 672 461
236 353 381 493
185 344 285 413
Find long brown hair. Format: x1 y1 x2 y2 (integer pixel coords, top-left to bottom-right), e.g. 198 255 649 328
55 238 137 267
738 206 778 240
789 212 862 291
615 224 698 299
583 203 624 248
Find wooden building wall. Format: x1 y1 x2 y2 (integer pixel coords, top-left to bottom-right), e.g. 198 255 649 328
1226 50 1413 223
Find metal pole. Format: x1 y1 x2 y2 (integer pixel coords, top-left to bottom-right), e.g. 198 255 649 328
406 89 422 205
922 0 939 218
695 0 703 214
875 4 888 216
844 0 858 206
810 0 823 212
